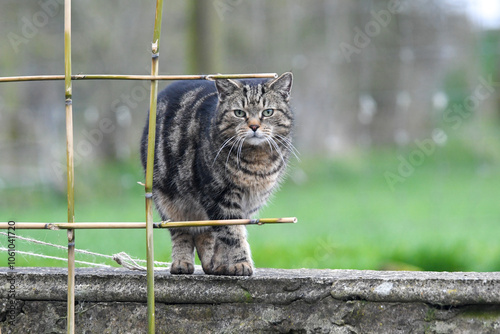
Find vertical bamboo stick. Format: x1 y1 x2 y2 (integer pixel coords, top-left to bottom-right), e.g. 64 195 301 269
64 0 75 333
145 0 164 332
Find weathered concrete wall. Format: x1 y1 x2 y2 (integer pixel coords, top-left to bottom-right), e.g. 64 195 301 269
1 268 500 333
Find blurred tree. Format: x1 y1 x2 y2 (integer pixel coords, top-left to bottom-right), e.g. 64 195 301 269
0 0 497 192
186 0 222 74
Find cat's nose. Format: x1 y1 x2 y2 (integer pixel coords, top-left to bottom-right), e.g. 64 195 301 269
249 124 260 132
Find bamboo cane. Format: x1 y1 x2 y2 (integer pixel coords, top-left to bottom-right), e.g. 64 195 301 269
145 1 164 332
0 73 277 83
0 218 297 230
64 0 75 333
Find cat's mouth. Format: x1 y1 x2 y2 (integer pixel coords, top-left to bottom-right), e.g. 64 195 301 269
244 131 267 145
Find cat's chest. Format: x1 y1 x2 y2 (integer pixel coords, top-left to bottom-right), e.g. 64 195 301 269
239 185 272 214
218 145 285 200
230 165 280 212
231 162 281 190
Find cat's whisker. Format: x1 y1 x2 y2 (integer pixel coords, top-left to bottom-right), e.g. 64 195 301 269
266 135 286 165
237 136 246 168
281 143 299 159
259 129 275 152
225 137 240 169
275 133 295 150
213 135 237 166
264 136 274 154
275 134 300 161
226 135 245 170
213 136 236 163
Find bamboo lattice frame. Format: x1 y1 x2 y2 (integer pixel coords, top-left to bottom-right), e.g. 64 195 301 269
1 1 297 333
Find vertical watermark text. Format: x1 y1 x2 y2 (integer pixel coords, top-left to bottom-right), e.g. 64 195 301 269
6 220 17 326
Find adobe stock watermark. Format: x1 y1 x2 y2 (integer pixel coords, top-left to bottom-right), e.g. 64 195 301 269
384 75 498 191
302 235 337 269
8 0 64 54
51 76 151 182
51 117 116 182
111 76 151 111
213 0 243 21
339 0 403 63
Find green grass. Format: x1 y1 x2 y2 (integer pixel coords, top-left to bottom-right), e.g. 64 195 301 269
252 148 500 272
3 133 500 272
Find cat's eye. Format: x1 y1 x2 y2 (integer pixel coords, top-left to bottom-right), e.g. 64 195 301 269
262 109 274 117
233 109 246 118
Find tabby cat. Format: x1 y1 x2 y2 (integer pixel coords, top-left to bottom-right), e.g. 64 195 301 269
140 72 294 276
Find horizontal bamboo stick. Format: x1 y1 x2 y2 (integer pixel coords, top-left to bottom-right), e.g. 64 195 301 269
0 73 278 83
0 218 297 230
157 217 297 228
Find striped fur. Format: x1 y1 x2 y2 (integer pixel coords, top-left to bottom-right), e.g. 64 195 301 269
140 72 294 276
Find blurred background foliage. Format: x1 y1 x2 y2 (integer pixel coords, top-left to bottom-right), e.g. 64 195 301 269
1 0 500 271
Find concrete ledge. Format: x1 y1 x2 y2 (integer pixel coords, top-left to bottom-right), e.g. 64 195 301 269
1 268 500 333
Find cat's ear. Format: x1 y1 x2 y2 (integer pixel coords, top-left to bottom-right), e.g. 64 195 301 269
267 72 293 101
215 78 242 100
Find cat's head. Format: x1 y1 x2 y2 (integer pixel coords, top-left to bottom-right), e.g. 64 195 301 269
214 72 293 147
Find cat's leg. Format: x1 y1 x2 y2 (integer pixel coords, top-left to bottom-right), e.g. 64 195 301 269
194 230 215 274
210 225 253 276
169 228 196 274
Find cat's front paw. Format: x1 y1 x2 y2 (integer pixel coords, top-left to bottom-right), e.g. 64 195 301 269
211 261 253 276
170 260 195 275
